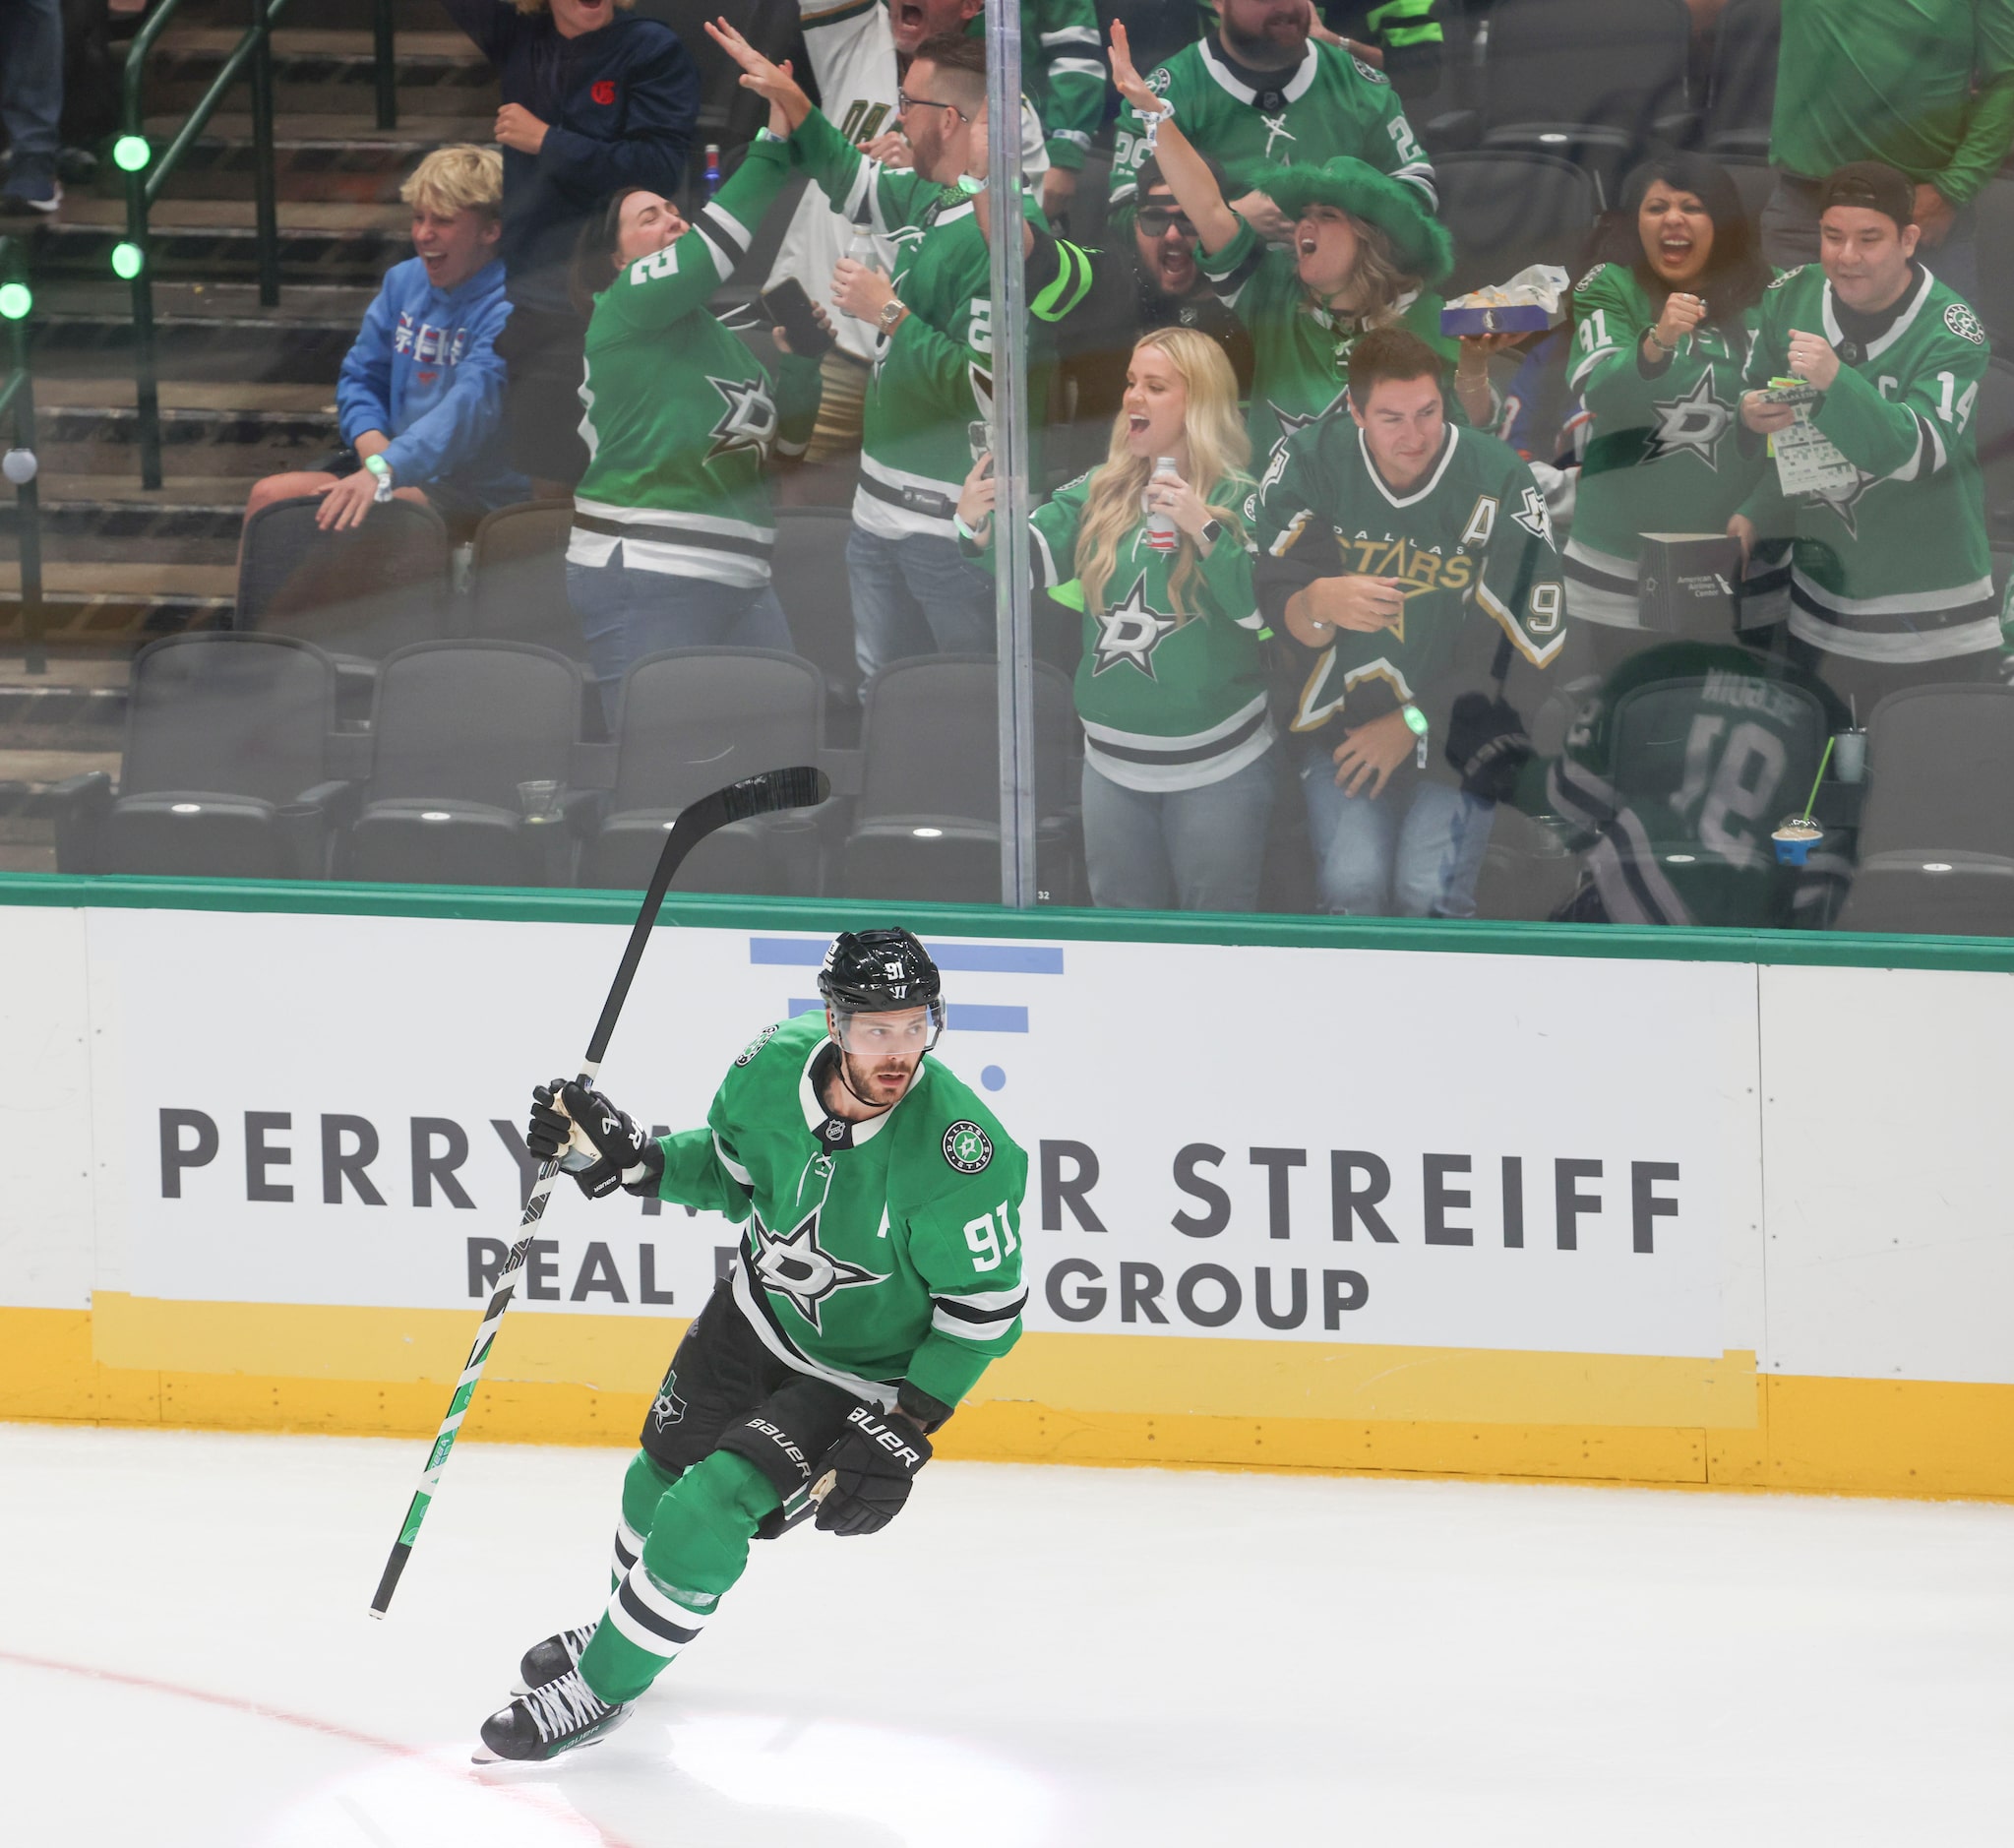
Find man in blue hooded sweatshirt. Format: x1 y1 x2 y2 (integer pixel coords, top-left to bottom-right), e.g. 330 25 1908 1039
243 146 527 538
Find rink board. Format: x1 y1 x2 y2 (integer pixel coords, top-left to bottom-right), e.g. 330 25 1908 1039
2 876 2011 1500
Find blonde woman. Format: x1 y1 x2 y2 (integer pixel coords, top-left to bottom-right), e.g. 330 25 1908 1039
439 0 699 493
958 329 1276 912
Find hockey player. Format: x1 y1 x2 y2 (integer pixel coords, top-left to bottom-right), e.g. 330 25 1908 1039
476 929 1027 1761
1731 161 1999 712
1109 23 1470 465
1109 0 1436 227
1251 327 1565 918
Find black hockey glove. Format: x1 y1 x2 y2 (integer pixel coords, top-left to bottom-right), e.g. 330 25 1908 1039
526 1080 664 1201
1444 692 1533 805
811 1405 935 1536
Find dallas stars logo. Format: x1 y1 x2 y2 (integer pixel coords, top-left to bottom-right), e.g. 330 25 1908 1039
1812 464 1883 537
1091 574 1177 678
1260 114 1296 160
1645 371 1733 468
651 1370 689 1431
705 375 777 464
1510 484 1555 545
750 1205 886 1333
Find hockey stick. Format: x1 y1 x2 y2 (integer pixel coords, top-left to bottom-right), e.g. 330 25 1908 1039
369 765 830 1617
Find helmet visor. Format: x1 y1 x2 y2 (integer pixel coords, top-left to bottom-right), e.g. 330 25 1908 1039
830 999 945 1058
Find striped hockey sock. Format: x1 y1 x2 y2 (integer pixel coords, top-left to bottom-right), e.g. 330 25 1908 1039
578 1562 717 1703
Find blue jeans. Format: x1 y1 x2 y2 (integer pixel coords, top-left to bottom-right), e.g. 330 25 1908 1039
1081 752 1277 912
1298 740 1496 918
845 524 993 695
568 546 793 729
0 0 61 184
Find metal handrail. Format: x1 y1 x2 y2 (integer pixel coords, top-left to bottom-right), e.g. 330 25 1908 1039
120 0 300 488
0 236 45 676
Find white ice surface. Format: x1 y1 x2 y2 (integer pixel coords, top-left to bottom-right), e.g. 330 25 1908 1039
1 1425 2010 1847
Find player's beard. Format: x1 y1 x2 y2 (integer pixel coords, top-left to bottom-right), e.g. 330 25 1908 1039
837 1050 918 1112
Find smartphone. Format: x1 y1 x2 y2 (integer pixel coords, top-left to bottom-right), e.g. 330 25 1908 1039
760 277 835 359
968 420 992 464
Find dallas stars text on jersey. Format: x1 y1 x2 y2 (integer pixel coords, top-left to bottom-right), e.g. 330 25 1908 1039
656 1013 1029 1411
1015 469 1274 791
1565 262 1764 627
1111 37 1435 215
1739 263 1995 663
1252 418 1565 755
571 135 803 588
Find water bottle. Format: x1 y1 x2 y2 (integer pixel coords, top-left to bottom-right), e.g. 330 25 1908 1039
846 226 878 272
1144 456 1181 552
702 144 722 197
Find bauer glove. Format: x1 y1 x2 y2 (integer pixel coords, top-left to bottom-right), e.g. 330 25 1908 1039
1444 692 1533 805
526 1080 664 1201
810 1405 934 1536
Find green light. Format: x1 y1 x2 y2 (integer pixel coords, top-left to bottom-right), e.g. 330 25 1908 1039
113 135 152 174
111 242 145 280
0 282 30 321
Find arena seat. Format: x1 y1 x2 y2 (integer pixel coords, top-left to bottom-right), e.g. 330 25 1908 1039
1701 0 1781 161
1973 358 2014 547
52 633 350 880
769 505 861 720
464 500 585 660
235 495 452 663
342 642 586 888
1835 685 2014 936
840 654 1080 904
580 647 831 894
1431 150 1602 297
1968 176 2014 348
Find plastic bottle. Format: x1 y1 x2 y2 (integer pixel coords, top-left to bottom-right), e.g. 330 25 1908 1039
846 225 878 271
702 145 722 197
1144 457 1181 551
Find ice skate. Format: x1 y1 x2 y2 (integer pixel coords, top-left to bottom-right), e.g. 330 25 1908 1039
474 1669 634 1763
516 1621 599 1692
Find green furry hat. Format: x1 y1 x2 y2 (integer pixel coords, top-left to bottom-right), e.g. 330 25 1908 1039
1252 156 1454 286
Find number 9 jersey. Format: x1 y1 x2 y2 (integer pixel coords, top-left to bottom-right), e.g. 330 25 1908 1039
653 1012 1029 1416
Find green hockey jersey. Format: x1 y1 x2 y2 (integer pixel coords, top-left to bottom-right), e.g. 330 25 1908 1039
1199 215 1456 464
1739 263 1996 663
1111 34 1436 215
1769 0 2014 205
1536 640 1851 928
1565 263 1764 627
1006 469 1275 790
968 0 1106 172
1251 418 1565 762
790 109 1086 540
571 134 813 587
656 1012 1029 1411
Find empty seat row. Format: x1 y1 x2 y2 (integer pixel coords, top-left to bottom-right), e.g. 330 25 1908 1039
53 635 1081 903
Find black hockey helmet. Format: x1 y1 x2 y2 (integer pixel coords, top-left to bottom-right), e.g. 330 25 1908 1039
817 928 946 1045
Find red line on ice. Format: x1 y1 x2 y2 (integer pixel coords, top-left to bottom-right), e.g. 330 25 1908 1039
0 1647 642 1848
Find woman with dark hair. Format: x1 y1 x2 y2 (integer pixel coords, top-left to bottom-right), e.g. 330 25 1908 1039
1563 153 1773 653
562 108 822 725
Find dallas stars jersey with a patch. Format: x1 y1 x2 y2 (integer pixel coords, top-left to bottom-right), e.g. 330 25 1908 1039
1111 35 1436 215
1739 263 1995 663
1538 641 1851 928
1199 215 1456 463
656 1012 1028 1412
571 135 798 588
766 0 1050 368
1565 263 1763 627
1021 470 1274 790
791 108 1081 540
1252 420 1565 756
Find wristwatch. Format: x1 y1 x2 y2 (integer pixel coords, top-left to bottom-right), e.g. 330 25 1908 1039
1198 517 1224 548
877 296 907 334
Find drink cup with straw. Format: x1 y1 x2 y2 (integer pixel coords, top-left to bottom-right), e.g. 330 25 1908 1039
1771 736 1835 865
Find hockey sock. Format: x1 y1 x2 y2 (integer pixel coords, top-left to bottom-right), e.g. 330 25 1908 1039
577 1449 780 1704
611 1449 681 1586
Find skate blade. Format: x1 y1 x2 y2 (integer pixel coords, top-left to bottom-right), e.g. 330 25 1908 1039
470 1707 634 1767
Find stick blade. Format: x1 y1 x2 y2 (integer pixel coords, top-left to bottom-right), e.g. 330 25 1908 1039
721 765 829 825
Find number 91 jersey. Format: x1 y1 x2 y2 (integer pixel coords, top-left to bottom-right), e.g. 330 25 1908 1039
654 1012 1029 1414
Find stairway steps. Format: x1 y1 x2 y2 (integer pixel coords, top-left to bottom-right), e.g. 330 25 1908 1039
146 29 498 118
31 280 371 382
139 113 499 205
1 562 235 646
35 398 339 478
41 196 410 285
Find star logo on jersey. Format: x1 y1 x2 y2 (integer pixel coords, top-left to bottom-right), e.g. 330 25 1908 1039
705 375 778 464
1510 484 1555 545
1645 371 1734 468
1090 574 1177 679
651 1370 689 1431
1260 113 1297 160
749 1205 887 1333
1812 463 1883 536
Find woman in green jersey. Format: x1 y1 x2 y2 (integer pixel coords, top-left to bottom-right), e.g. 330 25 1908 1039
1563 153 1772 664
1107 21 1482 464
563 105 821 726
955 327 1277 913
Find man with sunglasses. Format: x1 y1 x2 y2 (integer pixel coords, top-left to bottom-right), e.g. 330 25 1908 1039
474 927 1027 1761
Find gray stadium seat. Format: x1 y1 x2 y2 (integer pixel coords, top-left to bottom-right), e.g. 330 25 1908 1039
52 633 348 880
235 495 451 663
342 642 586 888
1432 150 1602 297
1969 176 2014 348
580 647 829 893
1974 358 2014 548
1835 685 2014 936
1702 0 1780 161
770 506 860 723
841 654 1080 903
463 500 587 662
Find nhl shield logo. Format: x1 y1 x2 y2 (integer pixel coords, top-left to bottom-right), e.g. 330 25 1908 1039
943 1121 993 1174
